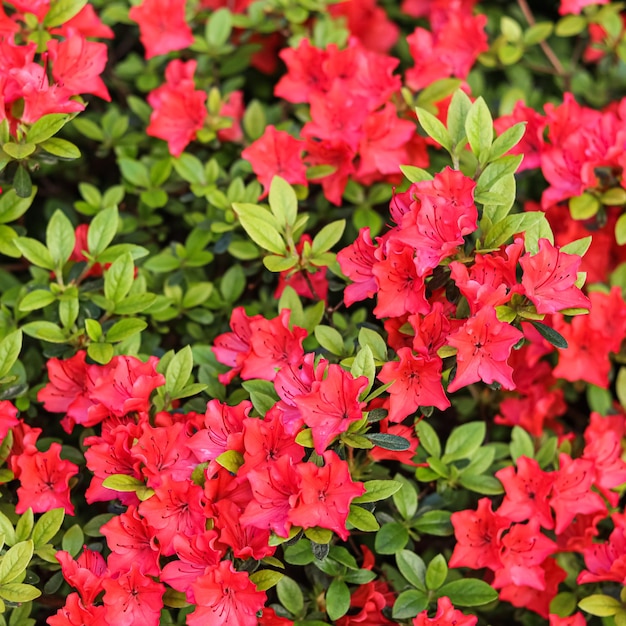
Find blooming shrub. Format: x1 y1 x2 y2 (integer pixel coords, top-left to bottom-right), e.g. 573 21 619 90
1 0 626 624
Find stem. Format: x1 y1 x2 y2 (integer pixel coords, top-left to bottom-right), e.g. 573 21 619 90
517 0 569 81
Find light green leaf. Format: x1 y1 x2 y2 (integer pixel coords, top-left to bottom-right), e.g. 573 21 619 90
396 550 426 591
32 509 64 549
26 114 69 144
416 107 453 152
269 176 297 228
0 187 36 224
312 220 345 255
14 237 55 270
483 211 543 249
425 554 448 590
353 480 402 504
39 138 80 159
443 422 485 462
437 578 498 607
0 583 41 602
44 0 88 27
0 330 22 379
0 541 33 584
233 203 286 254
88 206 119 257
465 97 494 162
326 579 350 621
21 321 68 343
277 576 303 616
103 253 134 303
314 325 344 355
347 505 380 532
46 209 75 267
106 319 147 343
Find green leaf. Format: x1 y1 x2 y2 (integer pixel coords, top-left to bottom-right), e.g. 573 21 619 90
415 420 441 457
447 89 472 149
21 321 68 343
44 0 88 27
523 212 554 255
82 513 114 537
561 236 592 257
118 158 150 188
569 193 600 220
399 165 433 183
0 541 33 584
314 325 344 357
396 550 426 591
165 346 193 396
2 143 35 160
269 176 297 228
242 100 267 141
413 511 453 536
0 187 36 224
347 505 380 532
353 480 402 504
392 474 418 520
437 578 498 607
233 203 286 255
416 108 452 152
375 522 409 554
38 138 80 159
104 253 134 303
215 450 244 473
102 474 145 492
173 153 206 185
312 220 346 255
250 570 283 592
19 290 56 312
579 594 622 617
0 331 22 379
46 209 75 268
326 579 350 621
14 237 55 270
0 583 41 602
351 346 375 394
358 328 387 362
457 474 504 495
465 97 493 162
443 422 485 462
530 320 568 349
524 21 554 45
13 166 32 198
32 509 64 549
616 214 626 246
555 14 587 37
510 425 535 461
489 123 526 162
425 554 448 590
277 576 303 617
392 589 429 619
206 7 233 47
365 433 410 451
61 524 83 557
88 206 119 257
88 342 114 364
26 114 69 144
475 155 523 194
106 319 147 343
483 211 544 249
263 255 298 272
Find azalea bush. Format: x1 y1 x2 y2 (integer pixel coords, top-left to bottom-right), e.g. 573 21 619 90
2 0 626 624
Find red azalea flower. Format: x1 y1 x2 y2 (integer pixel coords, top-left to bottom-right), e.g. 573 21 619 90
413 596 477 626
449 498 511 571
188 560 266 626
289 451 365 540
56 548 107 606
378 347 450 422
46 592 108 626
241 126 308 196
447 307 524 393
146 59 207 157
15 444 78 515
520 238 590 314
129 0 193 59
102 563 165 626
293 363 368 454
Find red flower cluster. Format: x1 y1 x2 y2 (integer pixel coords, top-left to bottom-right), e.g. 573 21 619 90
451 410 626 618
244 37 427 203
0 4 111 135
38 349 367 625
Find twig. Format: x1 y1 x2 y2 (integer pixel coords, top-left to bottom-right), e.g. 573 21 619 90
517 0 569 81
